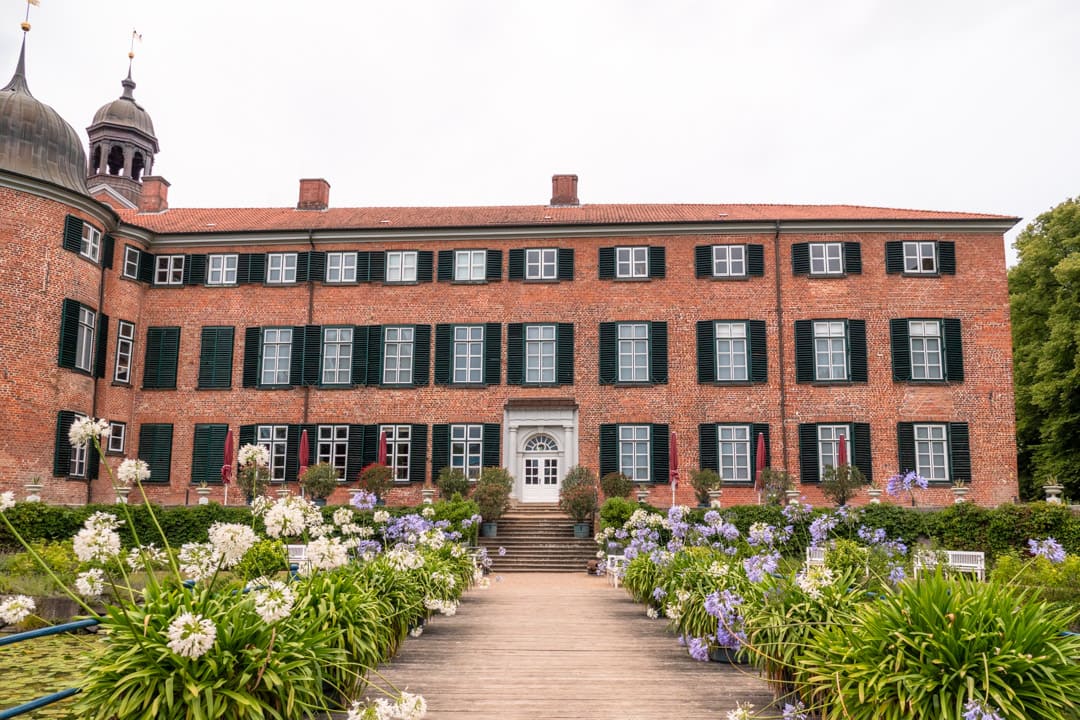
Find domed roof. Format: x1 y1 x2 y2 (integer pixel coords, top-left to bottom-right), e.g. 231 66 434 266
0 35 89 195
89 70 157 147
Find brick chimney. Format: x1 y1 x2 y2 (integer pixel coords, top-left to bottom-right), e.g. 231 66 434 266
298 178 331 210
550 174 579 206
137 176 170 213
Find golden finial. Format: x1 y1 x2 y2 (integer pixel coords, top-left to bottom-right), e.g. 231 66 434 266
23 0 38 30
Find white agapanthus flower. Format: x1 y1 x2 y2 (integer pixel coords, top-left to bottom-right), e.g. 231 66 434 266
419 529 445 551
0 490 15 512
126 543 168 571
165 612 217 659
450 544 466 558
73 524 121 563
116 458 151 486
75 568 106 597
237 443 270 468
373 510 390 524
85 511 122 531
0 595 35 625
178 542 221 581
68 416 111 448
423 598 458 616
431 571 456 589
646 606 659 619
333 507 354 527
263 496 309 538
251 579 295 624
251 495 272 518
726 702 755 720
385 545 424 572
421 506 435 519
409 625 424 638
347 691 428 720
795 564 836 600
303 536 350 573
207 522 258 567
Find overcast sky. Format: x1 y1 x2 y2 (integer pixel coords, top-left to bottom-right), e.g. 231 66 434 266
6 1 1080 263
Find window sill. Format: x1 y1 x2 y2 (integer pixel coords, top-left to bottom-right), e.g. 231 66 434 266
610 381 658 388
315 383 355 390
449 279 488 285
141 385 178 390
254 384 296 390
703 275 751 282
807 380 861 387
519 278 562 284
703 380 758 387
900 272 941 278
263 282 302 287
804 273 848 280
205 283 239 288
446 383 494 389
111 381 132 388
378 383 419 389
609 276 652 282
897 379 952 385
196 385 233 390
322 280 362 286
381 280 421 286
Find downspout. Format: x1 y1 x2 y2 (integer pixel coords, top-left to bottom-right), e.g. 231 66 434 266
303 230 315 424
773 220 790 474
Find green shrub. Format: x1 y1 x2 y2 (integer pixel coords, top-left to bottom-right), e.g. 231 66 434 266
599 497 637 530
357 463 394 500
990 552 1080 608
299 462 340 499
857 504 928 547
926 501 991 554
473 467 513 522
599 471 634 500
622 554 664 606
233 539 289 582
559 466 599 522
0 541 80 593
436 467 470 499
689 469 723 506
819 464 867 506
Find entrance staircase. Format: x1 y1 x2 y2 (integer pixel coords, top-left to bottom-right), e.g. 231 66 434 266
477 503 597 572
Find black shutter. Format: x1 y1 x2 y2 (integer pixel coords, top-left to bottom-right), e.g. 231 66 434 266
303 325 322 386
748 320 767 383
308 251 326 283
355 252 372 283
431 424 450 480
650 424 670 484
62 215 83 253
939 241 956 275
694 246 712 277
943 318 964 381
885 242 904 274
54 411 76 476
191 424 228 485
506 323 524 385
284 425 301 481
350 325 370 387
890 319 911 381
750 424 771 478
236 254 251 284
102 234 115 269
410 250 430 283
437 251 454 282
598 248 615 279
485 250 502 281
747 245 765 277
843 242 862 274
185 254 207 285
799 424 819 484
94 313 109 378
346 425 366 482
852 422 872 484
696 320 715 383
791 243 810 275
144 327 180 389
247 254 267 284
138 423 173 483
482 423 501 469
649 321 668 384
294 252 311 283
199 326 235 389
366 326 383 386
699 424 719 473
57 299 80 369
289 327 305 386
508 249 525 280
409 425 428 483
410 324 431 386
137 250 156 284
648 246 666 279
599 424 618 477
483 322 501 385
369 252 386 283
949 422 971 483
598 322 618 384
556 322 574 385
848 320 867 382
557 248 574 281
362 424 380 467
242 327 262 388
794 320 815 382
434 324 452 385
896 423 916 474
238 425 255 449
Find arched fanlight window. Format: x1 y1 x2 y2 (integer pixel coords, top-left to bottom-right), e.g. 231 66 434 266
523 434 559 452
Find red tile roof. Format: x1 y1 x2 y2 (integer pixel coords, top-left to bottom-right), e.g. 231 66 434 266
118 203 1015 234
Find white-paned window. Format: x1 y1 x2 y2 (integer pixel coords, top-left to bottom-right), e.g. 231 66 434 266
526 248 557 280
817 424 850 477
155 255 184 285
257 425 289 481
321 327 353 385
453 325 484 384
317 425 349 479
715 322 747 381
382 424 412 481
383 326 414 384
260 328 292 385
904 241 938 274
909 320 943 380
326 252 357 283
526 324 556 384
267 253 297 284
619 425 651 482
712 245 745 277
114 320 135 384
718 425 751 483
69 413 88 477
80 224 101 262
914 424 949 482
76 306 96 372
617 323 649 382
450 424 483 479
207 254 238 285
615 246 648 278
107 421 126 454
809 242 843 275
386 251 417 283
454 250 486 281
813 321 847 381
122 247 140 278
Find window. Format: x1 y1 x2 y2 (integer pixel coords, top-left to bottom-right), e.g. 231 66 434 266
715 322 748 381
256 425 289 481
897 422 969 485
70 413 88 477
525 325 556 383
155 255 184 285
795 319 867 383
616 247 648 279
450 424 483 479
207 254 238 285
261 328 292 385
810 243 843 275
813 321 848 381
525 249 557 280
908 320 943 380
267 253 297 284
914 424 949 482
890 318 963 382
712 245 745 277
107 421 126 454
123 246 140 278
382 425 412 481
143 327 181 389
326 252 358 283
453 325 484 384
619 425 651 482
886 240 954 275
618 323 649 382
114 320 134 384
454 250 486 282
317 425 349 479
321 327 353 385
717 425 751 483
817 424 850 478
904 241 937 274
385 251 417 283
383 326 414 384
80 224 101 262
76 306 96 372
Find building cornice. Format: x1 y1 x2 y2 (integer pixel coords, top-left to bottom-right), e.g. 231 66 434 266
1 170 118 228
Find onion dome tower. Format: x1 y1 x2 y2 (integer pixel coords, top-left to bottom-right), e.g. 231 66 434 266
0 23 89 195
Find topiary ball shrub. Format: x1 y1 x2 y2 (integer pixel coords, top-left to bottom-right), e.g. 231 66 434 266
234 539 289 582
599 497 638 531
437 467 470 499
599 471 634 500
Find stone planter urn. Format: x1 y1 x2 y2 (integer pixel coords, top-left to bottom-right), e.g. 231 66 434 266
24 480 44 503
1043 484 1064 504
951 486 970 504
276 485 291 499
115 486 132 504
707 489 723 508
196 486 212 505
421 487 435 505
785 489 801 505
867 487 883 504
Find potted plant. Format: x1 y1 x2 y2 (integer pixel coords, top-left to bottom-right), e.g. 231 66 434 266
358 463 394 504
436 466 470 499
195 480 212 505
820 463 867 506
473 467 513 537
300 462 339 507
760 468 793 506
951 478 970 504
236 443 270 503
560 466 599 538
599 471 633 500
690 469 723 507
1041 476 1065 504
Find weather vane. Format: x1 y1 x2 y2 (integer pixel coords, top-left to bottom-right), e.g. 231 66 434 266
22 0 38 32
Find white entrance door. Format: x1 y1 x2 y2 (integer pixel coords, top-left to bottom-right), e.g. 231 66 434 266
522 434 561 503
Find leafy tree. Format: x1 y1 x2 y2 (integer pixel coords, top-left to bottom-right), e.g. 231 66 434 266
1010 197 1080 499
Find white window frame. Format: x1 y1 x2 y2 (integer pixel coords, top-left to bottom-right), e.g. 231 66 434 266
155 255 184 285
80 224 101 263
450 424 483 479
817 424 851 478
325 252 358 284
122 246 140 279
207 254 238 286
454 250 486 282
914 423 949 483
257 425 289 481
903 241 938 274
809 242 843 276
453 325 484 384
617 323 649 382
321 326 353 385
615 246 648 279
70 413 88 478
712 245 746 278
813 321 848 381
717 424 751 483
385 251 418 283
714 322 748 381
525 248 558 280
107 421 126 454
266 253 297 284
76 306 96 373
909 320 943 380
260 328 292 385
383 326 414 385
618 425 651 482
525 324 556 384
114 320 135 384
382 424 412 482
317 424 349 479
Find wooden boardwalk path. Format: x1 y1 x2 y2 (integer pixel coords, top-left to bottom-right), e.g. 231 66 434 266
360 573 776 719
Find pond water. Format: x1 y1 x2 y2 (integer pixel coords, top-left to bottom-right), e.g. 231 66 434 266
0 633 100 719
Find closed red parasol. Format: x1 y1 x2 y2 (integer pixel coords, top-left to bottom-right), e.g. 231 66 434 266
669 431 679 507
298 428 310 479
837 434 848 467
377 429 388 466
754 431 766 492
221 428 234 505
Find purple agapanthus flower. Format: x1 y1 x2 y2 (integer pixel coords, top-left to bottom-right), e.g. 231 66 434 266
350 490 377 511
782 701 810 720
705 589 746 650
809 514 838 546
743 551 781 583
652 587 667 601
687 636 710 662
886 470 929 497
782 502 812 522
962 699 1005 720
1028 537 1067 564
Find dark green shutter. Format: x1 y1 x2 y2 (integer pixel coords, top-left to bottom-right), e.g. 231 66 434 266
434 324 452 384
650 424 669 484
750 424 771 479
649 321 668 384
843 242 862 274
890 319 911 381
185 254 207 285
483 322 501 385
350 325 370 387
54 411 76 476
747 245 765 277
598 248 615 279
308 251 326 282
242 327 261 387
557 249 574 281
409 425 428 483
138 423 173 483
144 327 180 389
102 234 115 269
137 250 155 284
748 320 767 383
416 251 433 283
362 424 380 467
696 321 715 383
506 323 524 385
556 322 574 385
303 325 322 386
896 422 916 474
885 242 904 274
848 320 867 382
289 327 305 386
699 424 719 474
599 424 618 477
365 326 383 386
939 241 956 275
236 254 252 284
295 252 311 283
852 422 872 484
57 298 80 369
247 254 266 284
238 425 255 449
346 425 366 482
482 424 501 468
192 424 228 484
94 313 109 378
943 318 964 381
508 249 525 280
431 424 450 479
648 246 665 279
948 422 971 483
792 243 810 275
355 252 371 282
694 246 712 277
412 325 431 386
794 320 814 382
598 322 618 384
437 251 454 282
199 326 234 389
798 424 820 483
485 250 502 281
284 425 301 481
62 215 83 253
369 252 385 282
